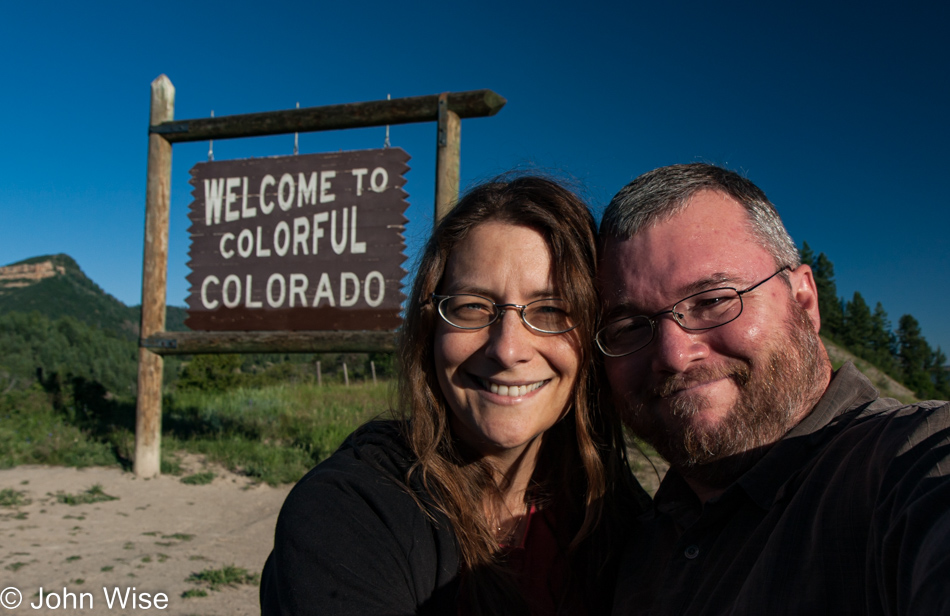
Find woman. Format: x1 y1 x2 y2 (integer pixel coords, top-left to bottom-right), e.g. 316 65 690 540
261 176 648 616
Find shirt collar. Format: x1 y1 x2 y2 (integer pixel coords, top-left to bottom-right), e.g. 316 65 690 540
653 362 880 514
735 361 880 510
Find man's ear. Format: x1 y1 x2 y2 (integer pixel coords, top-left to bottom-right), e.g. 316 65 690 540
789 264 821 334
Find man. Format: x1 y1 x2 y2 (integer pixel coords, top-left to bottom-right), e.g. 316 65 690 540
597 163 950 615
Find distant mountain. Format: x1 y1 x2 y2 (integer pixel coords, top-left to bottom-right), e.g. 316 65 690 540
0 254 188 339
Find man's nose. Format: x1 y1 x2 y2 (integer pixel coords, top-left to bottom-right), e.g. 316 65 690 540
650 313 708 373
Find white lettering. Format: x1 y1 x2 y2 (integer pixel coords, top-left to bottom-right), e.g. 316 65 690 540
225 177 242 222
290 273 308 307
312 212 328 255
340 272 360 307
312 272 335 307
278 173 295 211
245 275 262 308
260 175 276 214
274 221 290 256
331 208 348 255
370 167 388 192
320 170 336 203
219 233 235 259
364 271 385 307
267 273 286 308
350 206 366 253
204 178 225 225
103 586 131 609
237 228 254 258
30 587 93 610
201 276 220 309
255 226 272 257
293 217 310 255
298 172 317 207
222 275 241 308
351 168 368 196
241 177 256 218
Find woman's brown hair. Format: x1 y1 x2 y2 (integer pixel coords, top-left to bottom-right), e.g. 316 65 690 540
397 176 636 615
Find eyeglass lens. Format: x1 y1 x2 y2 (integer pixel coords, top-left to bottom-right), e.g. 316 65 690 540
599 287 743 356
438 295 573 333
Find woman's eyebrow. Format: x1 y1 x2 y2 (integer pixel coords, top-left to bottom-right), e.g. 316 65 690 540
442 286 560 300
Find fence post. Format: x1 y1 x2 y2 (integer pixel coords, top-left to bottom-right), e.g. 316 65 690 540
135 75 174 478
434 92 461 225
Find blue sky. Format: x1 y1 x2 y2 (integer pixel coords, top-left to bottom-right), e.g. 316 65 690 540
1 1 948 356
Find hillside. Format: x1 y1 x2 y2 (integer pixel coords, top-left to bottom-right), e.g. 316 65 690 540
823 338 917 403
0 254 188 339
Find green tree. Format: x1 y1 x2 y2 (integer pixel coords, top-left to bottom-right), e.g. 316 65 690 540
178 354 244 392
932 347 950 399
868 302 898 372
811 252 844 340
842 292 873 354
799 242 815 268
897 315 935 398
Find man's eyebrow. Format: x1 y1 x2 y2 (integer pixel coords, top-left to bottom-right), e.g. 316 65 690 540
604 272 741 319
679 273 740 296
603 301 641 321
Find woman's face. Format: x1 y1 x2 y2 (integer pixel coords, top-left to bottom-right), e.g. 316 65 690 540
433 222 581 460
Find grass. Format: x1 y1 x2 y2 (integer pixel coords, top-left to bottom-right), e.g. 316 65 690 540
181 471 215 485
163 381 390 484
54 484 118 505
186 565 260 591
0 488 30 508
0 380 391 486
0 388 117 468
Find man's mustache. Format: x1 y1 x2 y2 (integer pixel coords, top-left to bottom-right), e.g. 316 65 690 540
651 362 753 399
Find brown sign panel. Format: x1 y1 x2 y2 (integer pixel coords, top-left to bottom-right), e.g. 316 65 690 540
185 148 410 331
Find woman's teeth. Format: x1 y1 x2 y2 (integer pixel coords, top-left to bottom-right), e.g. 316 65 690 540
485 380 546 397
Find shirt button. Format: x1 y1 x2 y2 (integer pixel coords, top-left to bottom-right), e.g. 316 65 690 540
684 545 700 559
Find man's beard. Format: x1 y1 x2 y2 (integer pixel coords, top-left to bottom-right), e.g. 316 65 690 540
621 300 828 489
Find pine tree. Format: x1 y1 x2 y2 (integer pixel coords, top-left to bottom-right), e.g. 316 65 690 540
897 314 935 398
868 302 898 372
799 242 815 268
842 292 873 354
932 347 950 399
811 252 844 340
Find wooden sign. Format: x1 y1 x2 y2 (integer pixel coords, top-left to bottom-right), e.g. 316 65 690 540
185 148 409 331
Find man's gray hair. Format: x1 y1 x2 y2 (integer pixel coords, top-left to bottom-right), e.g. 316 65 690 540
601 163 801 269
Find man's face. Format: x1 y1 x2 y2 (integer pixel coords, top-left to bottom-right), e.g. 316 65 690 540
599 190 829 484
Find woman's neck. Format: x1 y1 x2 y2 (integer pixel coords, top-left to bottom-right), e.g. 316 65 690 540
483 436 543 542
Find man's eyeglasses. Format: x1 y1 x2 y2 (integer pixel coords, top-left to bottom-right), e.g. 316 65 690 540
432 294 576 334
595 267 790 357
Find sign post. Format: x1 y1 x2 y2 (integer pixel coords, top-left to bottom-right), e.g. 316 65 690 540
136 75 505 477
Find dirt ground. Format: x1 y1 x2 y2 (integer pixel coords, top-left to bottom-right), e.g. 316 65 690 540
0 458 291 615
